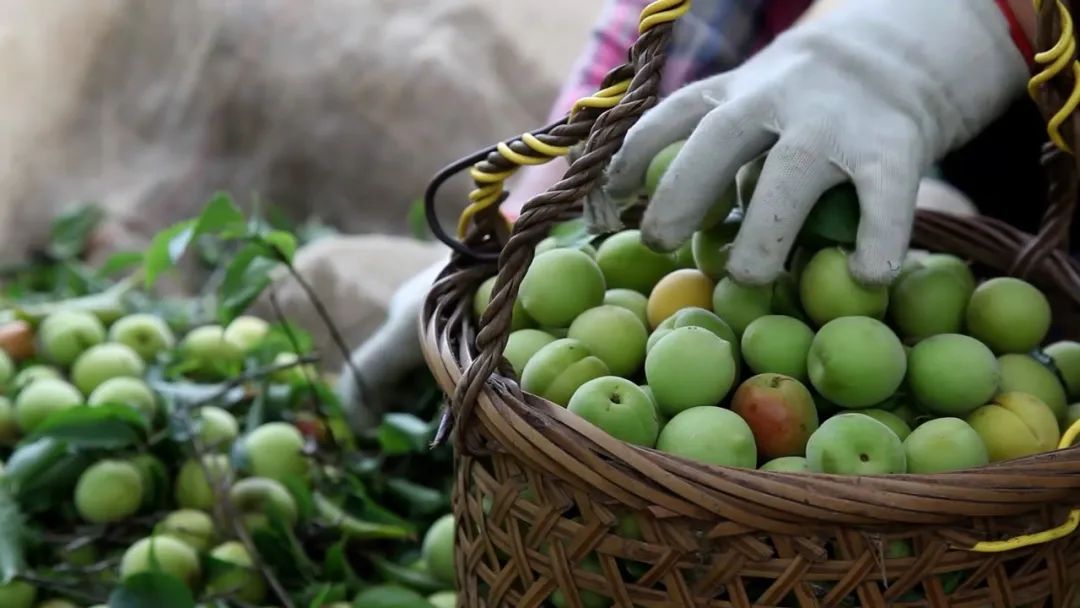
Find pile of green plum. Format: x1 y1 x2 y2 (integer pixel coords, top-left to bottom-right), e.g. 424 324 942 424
474 142 1080 477
0 307 459 608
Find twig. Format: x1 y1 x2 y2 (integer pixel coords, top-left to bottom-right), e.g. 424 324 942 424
265 287 336 457
18 572 107 605
266 246 368 405
171 401 296 608
189 354 321 409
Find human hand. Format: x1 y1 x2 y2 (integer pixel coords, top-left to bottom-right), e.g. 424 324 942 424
604 0 1028 286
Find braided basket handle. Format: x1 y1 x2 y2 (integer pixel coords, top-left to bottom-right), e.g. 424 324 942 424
432 10 683 447
1014 0 1080 276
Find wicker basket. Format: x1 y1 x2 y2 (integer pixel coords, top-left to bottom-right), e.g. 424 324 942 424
420 2 1080 606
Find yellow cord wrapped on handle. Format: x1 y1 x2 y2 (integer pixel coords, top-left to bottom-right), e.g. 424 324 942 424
1030 0 1080 153
455 0 692 238
968 416 1080 553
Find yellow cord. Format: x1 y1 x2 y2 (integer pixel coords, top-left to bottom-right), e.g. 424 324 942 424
1030 0 1080 153
969 417 1080 553
455 0 692 238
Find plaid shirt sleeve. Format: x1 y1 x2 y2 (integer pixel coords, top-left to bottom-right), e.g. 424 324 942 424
547 0 813 121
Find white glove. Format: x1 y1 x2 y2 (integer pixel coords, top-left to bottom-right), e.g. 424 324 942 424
604 0 1028 286
337 257 446 431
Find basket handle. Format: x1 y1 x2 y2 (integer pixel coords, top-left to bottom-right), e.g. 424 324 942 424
1012 0 1080 277
431 5 685 448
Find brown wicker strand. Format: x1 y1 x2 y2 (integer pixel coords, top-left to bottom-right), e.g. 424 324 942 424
442 23 676 450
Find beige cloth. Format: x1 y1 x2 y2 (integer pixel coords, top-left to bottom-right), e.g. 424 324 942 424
0 0 602 279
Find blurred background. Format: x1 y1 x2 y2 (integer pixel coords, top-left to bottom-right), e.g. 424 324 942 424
0 0 603 268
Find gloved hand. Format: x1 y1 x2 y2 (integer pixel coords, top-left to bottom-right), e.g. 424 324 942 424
604 0 1028 286
337 257 446 431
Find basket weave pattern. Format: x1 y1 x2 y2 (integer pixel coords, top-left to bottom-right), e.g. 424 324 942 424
421 3 1080 606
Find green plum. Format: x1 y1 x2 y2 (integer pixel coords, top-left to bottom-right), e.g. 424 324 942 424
806 414 907 475
568 377 659 447
966 277 1051 354
88 376 158 419
645 327 736 416
907 334 999 416
997 354 1068 420
473 275 534 331
568 305 648 376
656 406 757 468
520 249 606 327
14 378 82 433
38 310 106 366
520 339 610 406
603 289 649 327
903 418 989 473
799 247 888 326
1045 340 1080 400
740 315 814 381
711 277 772 336
71 342 145 395
807 317 906 408
109 313 176 361
594 230 678 294
889 259 975 342
504 329 557 377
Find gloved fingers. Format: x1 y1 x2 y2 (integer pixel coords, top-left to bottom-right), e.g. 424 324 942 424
727 133 847 285
849 156 921 285
639 98 775 252
605 78 722 199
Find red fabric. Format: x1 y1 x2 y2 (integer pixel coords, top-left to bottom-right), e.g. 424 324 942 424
995 0 1036 69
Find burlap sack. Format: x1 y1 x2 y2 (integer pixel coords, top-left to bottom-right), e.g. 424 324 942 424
0 0 598 281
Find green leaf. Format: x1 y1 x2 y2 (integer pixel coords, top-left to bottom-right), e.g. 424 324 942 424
352 584 435 608
0 484 26 582
313 492 413 541
96 251 144 278
143 193 247 288
48 204 104 260
144 219 196 288
261 230 298 262
547 218 591 248
108 571 196 608
385 478 447 516
322 540 361 586
282 475 316 523
195 192 247 234
2 438 68 491
15 451 94 513
377 413 432 455
368 554 446 596
217 243 277 324
408 198 433 241
31 404 148 449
